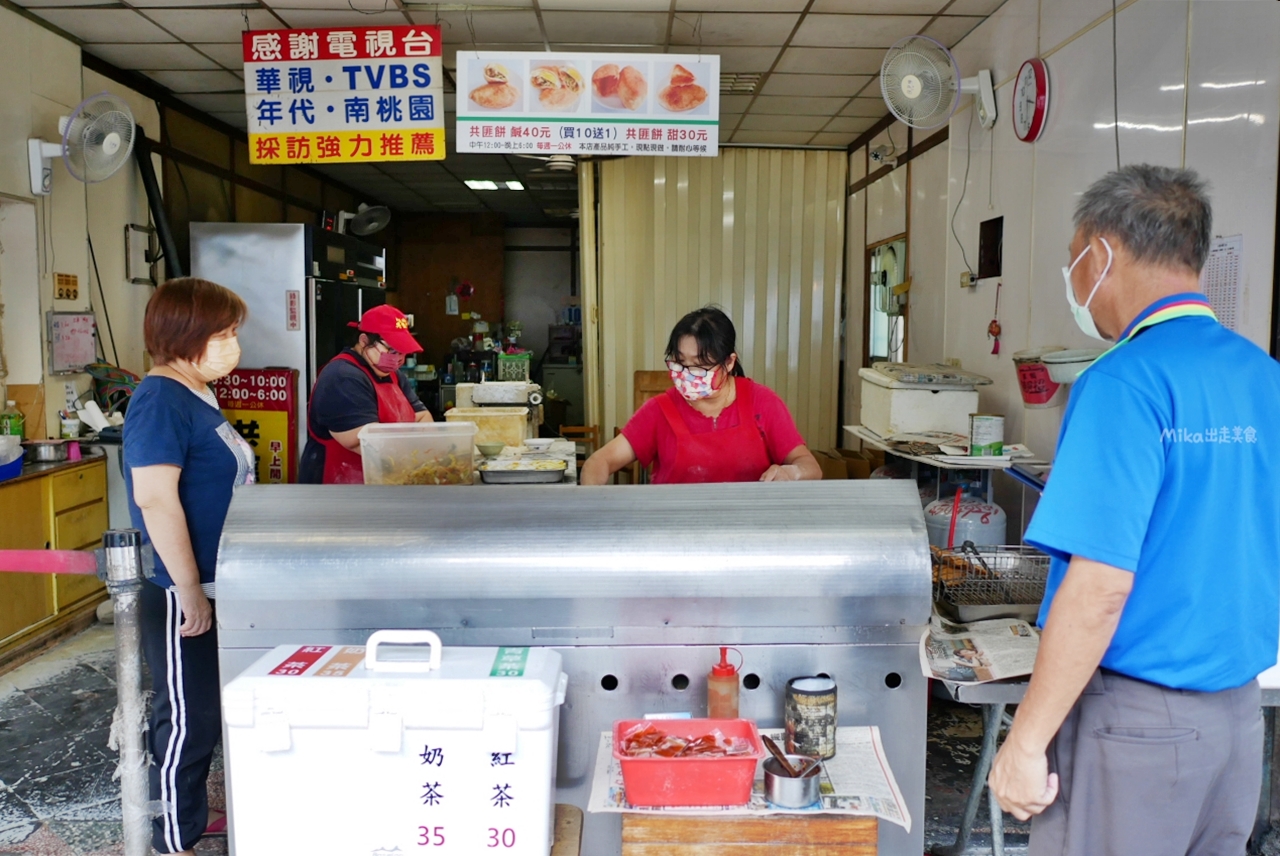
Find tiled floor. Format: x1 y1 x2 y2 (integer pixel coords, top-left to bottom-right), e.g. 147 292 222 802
34 622 1280 855
0 626 226 856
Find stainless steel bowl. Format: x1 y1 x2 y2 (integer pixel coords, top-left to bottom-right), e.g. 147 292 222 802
763 754 821 808
25 441 68 462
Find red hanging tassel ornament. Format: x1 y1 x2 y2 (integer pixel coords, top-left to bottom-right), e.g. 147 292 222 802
987 282 1002 355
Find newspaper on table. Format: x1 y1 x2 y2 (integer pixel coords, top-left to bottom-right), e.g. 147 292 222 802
587 726 911 832
919 613 1040 686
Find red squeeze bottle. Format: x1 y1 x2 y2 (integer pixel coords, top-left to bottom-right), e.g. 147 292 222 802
707 647 740 719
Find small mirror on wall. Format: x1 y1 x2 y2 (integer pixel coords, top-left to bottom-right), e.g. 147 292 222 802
126 223 157 285
978 216 1003 280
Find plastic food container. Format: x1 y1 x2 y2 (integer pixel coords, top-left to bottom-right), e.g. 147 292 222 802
359 422 477 485
1042 348 1106 384
445 406 529 449
613 718 763 807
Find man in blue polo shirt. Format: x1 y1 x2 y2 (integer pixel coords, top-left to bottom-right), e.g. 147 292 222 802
989 165 1280 855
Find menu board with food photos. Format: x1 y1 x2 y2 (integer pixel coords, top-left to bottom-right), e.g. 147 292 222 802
456 52 720 157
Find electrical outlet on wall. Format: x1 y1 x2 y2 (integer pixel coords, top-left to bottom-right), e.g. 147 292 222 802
960 271 974 289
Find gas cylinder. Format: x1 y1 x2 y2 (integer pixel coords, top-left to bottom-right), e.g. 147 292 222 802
924 495 1008 549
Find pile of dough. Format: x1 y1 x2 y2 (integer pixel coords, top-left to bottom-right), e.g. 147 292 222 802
658 63 707 112
469 63 519 109
592 64 647 110
532 65 584 109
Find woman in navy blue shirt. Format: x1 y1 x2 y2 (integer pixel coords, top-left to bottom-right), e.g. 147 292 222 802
124 278 253 855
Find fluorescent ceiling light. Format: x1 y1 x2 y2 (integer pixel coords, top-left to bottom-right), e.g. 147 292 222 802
505 181 525 191
465 180 499 190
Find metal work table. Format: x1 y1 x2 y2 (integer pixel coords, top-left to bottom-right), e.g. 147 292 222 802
216 481 932 856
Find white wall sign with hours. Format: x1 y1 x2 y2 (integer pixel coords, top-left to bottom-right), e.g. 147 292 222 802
1012 58 1049 143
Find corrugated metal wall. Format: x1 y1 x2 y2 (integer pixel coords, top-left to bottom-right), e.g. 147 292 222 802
587 148 847 449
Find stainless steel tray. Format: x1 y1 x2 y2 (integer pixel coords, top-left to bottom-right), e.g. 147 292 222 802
479 468 565 484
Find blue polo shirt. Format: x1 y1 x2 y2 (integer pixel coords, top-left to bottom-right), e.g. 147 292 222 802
1026 294 1280 692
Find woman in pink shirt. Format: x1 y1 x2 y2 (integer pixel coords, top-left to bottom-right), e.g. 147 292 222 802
580 307 820 485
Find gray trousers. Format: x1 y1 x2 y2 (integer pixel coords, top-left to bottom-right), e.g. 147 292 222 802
1030 669 1262 856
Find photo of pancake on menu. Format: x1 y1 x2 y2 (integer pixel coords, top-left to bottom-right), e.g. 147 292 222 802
456 51 720 157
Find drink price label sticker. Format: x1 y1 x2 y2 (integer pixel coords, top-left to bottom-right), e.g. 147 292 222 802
490 647 529 677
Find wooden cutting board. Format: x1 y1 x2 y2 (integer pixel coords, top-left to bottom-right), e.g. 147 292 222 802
621 814 877 855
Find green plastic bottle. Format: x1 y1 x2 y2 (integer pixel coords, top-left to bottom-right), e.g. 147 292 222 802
0 400 25 439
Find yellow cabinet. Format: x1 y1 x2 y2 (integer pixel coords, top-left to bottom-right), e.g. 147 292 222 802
0 477 54 644
0 457 109 658
51 465 107 514
48 460 108 612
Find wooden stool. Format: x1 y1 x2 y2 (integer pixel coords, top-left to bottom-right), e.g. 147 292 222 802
621 813 877 855
552 804 583 856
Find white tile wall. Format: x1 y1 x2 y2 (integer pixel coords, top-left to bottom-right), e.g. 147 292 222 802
843 188 867 427
1183 0 1280 351
866 166 906 245
1039 0 1118 55
849 147 866 183
895 0 1279 472
948 0 1039 88
906 142 948 365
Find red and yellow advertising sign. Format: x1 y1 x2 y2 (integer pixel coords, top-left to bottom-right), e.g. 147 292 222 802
242 25 445 165
211 368 298 484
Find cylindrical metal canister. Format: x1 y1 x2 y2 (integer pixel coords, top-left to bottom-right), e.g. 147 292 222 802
785 676 837 759
969 413 1005 457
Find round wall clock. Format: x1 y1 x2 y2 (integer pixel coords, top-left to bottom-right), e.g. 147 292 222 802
1013 58 1049 143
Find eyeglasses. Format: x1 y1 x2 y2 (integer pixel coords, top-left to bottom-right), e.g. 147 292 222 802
666 360 720 378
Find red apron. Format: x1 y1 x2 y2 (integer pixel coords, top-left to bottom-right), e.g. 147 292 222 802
654 378 772 484
308 351 416 484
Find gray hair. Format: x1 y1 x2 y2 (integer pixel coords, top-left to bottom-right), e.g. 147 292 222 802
1074 164 1212 273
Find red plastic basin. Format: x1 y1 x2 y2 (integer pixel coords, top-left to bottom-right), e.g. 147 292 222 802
613 718 763 807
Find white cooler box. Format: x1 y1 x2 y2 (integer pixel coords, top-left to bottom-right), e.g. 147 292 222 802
859 366 979 439
223 631 567 856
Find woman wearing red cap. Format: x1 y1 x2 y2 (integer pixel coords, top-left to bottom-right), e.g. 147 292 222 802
300 304 432 484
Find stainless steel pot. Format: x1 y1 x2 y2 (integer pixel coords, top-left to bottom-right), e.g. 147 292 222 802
25 441 68 462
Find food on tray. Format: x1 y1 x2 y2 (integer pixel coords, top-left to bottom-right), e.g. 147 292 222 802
618 66 647 110
479 459 567 472
620 722 754 758
592 63 620 98
469 81 519 110
658 63 707 112
532 65 584 109
380 452 471 485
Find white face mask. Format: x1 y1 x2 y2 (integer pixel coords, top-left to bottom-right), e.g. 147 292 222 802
1062 238 1113 342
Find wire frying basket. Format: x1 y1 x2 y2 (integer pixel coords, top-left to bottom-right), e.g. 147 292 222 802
931 543 1051 622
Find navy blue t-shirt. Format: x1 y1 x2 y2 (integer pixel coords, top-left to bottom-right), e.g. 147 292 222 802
1026 294 1280 692
124 376 255 593
299 349 425 482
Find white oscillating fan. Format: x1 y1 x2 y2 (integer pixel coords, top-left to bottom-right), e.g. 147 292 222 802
28 92 136 196
880 35 996 131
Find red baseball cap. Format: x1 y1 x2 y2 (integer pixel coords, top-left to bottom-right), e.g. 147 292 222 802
348 304 423 354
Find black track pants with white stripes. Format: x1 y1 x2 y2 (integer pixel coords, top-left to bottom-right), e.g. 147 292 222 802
139 580 222 854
